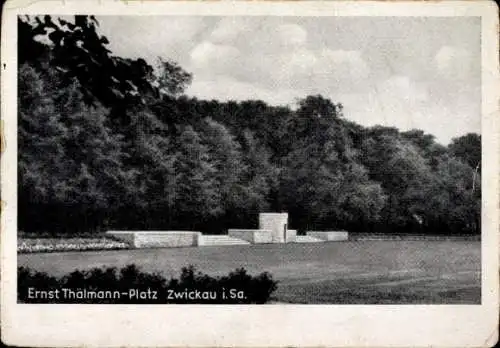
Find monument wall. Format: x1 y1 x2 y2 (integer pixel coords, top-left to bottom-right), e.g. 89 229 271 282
259 213 289 243
228 229 273 243
286 229 297 243
307 231 348 241
106 231 201 248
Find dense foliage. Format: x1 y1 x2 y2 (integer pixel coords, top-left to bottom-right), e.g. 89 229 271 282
18 265 278 304
18 16 481 235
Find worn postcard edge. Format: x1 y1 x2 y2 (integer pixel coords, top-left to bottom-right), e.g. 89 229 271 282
1 1 499 347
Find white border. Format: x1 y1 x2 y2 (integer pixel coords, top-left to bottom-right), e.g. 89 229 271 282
2 1 499 347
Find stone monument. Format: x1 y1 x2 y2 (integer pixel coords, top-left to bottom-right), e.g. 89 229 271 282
259 213 289 243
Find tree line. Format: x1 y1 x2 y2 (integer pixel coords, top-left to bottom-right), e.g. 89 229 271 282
18 15 481 235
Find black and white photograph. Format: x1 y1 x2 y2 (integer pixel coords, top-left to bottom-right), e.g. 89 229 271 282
2 1 498 347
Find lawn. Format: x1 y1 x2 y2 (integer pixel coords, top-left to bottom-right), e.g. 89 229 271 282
17 240 481 304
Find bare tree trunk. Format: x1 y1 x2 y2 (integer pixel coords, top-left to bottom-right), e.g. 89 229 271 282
472 161 480 195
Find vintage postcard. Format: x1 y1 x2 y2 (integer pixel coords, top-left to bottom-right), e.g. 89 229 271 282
1 0 499 346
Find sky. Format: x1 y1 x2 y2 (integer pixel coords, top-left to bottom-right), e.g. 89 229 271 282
94 15 480 144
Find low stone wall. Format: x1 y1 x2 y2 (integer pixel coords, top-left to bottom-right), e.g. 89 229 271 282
106 231 201 248
228 229 273 243
107 231 136 245
306 231 349 241
350 233 481 241
286 229 297 243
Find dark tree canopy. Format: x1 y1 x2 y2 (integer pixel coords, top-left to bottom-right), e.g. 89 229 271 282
18 15 191 108
18 15 481 236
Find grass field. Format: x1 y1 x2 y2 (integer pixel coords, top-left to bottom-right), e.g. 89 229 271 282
18 240 481 304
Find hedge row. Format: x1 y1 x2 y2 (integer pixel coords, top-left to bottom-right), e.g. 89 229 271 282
18 238 130 253
18 264 278 304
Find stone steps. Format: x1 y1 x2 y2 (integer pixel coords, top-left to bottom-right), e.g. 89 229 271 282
199 235 251 246
295 235 325 243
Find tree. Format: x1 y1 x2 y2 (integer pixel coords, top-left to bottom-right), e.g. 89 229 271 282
449 133 481 171
201 118 245 208
287 95 343 144
113 109 178 229
419 157 480 234
280 98 385 231
240 131 277 215
402 129 448 168
154 57 193 97
18 64 67 207
173 126 221 228
18 15 192 109
18 16 51 66
361 130 434 232
18 63 130 233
